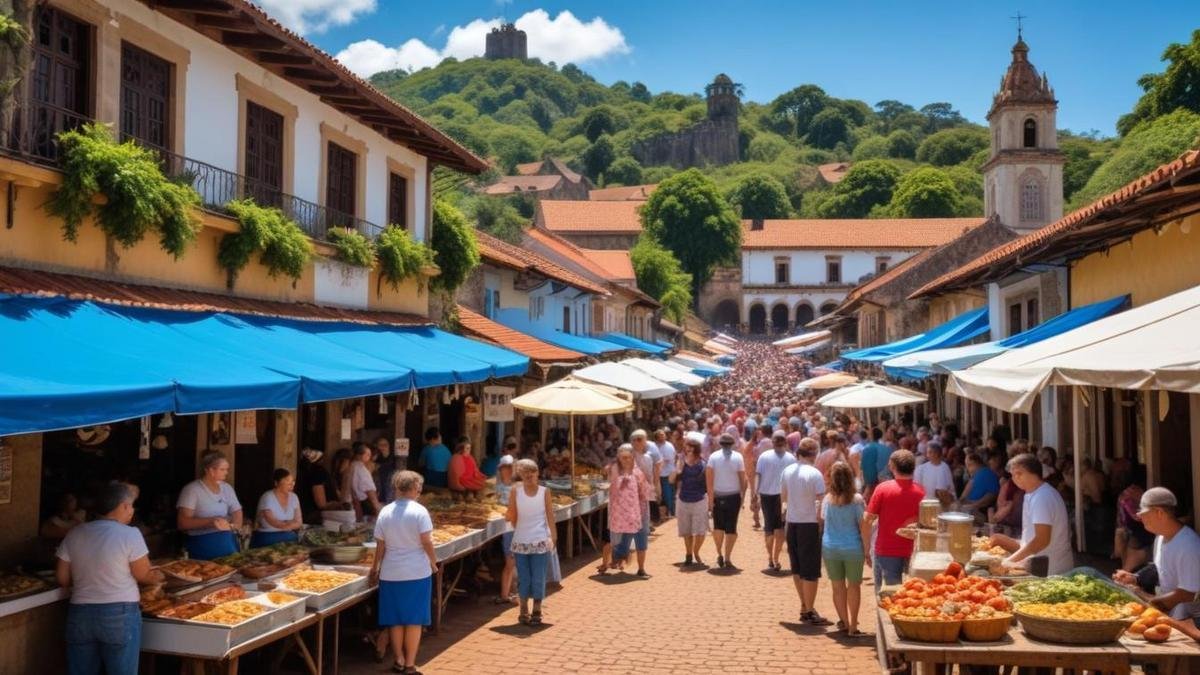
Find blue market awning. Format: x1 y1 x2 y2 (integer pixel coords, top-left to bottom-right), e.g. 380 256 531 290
841 307 989 363
654 339 674 349
497 310 626 355
602 332 670 354
815 360 845 372
882 295 1129 380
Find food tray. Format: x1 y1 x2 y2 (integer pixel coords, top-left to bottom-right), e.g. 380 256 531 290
273 566 368 610
891 616 962 643
1014 610 1134 645
553 502 577 522
142 592 305 659
485 516 510 541
309 546 367 565
434 529 484 562
164 570 238 598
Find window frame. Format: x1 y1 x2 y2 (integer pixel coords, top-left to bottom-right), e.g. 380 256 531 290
235 73 297 196
318 122 368 224
825 255 843 284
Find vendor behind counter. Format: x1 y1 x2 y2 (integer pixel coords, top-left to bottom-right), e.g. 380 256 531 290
176 451 243 560
250 468 302 548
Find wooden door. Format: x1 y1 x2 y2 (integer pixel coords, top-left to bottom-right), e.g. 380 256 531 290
326 142 357 224
120 41 171 151
388 172 408 229
27 6 90 157
245 101 284 206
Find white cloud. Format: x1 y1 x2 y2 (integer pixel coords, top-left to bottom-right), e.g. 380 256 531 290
257 0 377 35
334 9 630 77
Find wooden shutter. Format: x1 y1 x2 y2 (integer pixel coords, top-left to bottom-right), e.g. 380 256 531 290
388 172 408 229
245 101 284 206
120 42 171 151
326 142 357 221
27 6 90 157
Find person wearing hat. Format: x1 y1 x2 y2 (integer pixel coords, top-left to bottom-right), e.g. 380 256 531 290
755 429 796 572
987 453 1074 576
1113 487 1200 622
706 432 747 569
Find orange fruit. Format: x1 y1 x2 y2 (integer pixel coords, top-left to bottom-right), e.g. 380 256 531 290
1154 616 1174 627
1144 624 1172 642
1128 620 1148 636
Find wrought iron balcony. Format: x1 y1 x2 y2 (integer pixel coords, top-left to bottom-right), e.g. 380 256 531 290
7 101 383 241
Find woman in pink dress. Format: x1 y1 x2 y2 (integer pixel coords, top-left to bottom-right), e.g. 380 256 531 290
602 445 649 575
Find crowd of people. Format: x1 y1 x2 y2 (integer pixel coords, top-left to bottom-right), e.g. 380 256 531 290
50 339 1200 675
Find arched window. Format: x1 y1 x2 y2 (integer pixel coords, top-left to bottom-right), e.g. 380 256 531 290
1020 178 1043 222
1023 119 1037 148
748 304 767 334
795 303 815 328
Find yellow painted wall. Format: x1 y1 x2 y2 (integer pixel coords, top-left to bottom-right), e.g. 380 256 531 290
366 269 430 316
1070 213 1200 308
496 268 532 310
928 291 985 327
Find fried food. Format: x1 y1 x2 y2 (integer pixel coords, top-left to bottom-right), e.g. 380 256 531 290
199 586 246 605
0 574 50 599
280 569 359 594
190 600 265 625
157 560 234 583
156 602 215 620
265 592 299 605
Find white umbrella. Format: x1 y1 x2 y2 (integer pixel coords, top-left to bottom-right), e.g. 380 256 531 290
572 362 679 399
796 372 859 391
785 338 832 356
672 354 728 373
817 381 927 409
622 358 705 387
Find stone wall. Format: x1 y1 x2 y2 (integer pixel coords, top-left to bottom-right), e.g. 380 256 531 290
631 118 740 169
697 266 743 329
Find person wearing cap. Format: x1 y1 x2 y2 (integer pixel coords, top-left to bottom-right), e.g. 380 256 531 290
706 431 747 569
1113 487 1200 623
987 453 1074 576
755 429 796 572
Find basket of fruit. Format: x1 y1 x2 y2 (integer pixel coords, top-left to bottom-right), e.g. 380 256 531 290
882 563 1014 643
1126 605 1178 643
961 610 1014 642
1014 601 1136 644
892 615 964 643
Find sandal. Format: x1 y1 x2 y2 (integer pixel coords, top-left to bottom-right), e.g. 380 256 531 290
807 612 833 626
518 612 530 625
847 628 870 638
836 620 847 631
595 563 609 575
530 611 543 626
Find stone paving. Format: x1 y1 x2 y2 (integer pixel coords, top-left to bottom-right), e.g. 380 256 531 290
339 507 883 675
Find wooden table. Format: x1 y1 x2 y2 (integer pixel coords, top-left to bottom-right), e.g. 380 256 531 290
144 612 320 675
1120 633 1200 675
877 608 1132 674
310 587 377 675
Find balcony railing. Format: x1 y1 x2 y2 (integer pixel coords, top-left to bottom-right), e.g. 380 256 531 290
7 101 383 241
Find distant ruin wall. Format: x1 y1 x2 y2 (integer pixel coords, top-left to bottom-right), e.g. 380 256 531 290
631 118 739 169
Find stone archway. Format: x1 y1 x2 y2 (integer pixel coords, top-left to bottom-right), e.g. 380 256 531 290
795 302 815 329
770 303 789 334
748 304 767 334
712 299 740 331
819 301 839 316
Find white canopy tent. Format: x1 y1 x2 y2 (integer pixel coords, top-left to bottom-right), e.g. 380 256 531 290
796 372 859 391
817 381 928 409
785 338 832 356
713 332 739 345
773 330 831 348
948 284 1200 413
672 354 729 373
572 362 679 399
703 339 737 356
622 357 705 387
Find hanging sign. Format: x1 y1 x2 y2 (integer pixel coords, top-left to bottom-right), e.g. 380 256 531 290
235 411 258 444
395 438 410 457
483 385 516 422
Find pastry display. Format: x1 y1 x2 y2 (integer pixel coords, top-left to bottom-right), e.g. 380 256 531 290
155 601 215 620
156 560 234 583
0 574 50 600
199 585 247 605
189 600 266 626
279 569 360 594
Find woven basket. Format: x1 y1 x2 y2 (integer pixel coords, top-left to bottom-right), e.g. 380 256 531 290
1014 610 1133 644
962 614 1014 642
891 616 963 643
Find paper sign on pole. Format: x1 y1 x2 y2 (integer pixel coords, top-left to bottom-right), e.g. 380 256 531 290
483 385 516 422
235 411 258 444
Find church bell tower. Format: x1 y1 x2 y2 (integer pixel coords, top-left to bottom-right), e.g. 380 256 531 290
983 32 1064 233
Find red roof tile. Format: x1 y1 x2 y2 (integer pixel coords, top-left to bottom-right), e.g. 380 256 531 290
839 248 936 308
475 231 610 296
514 161 545 176
0 265 430 325
481 175 563 195
582 249 636 282
818 162 852 184
742 218 986 250
456 306 585 363
910 148 1200 299
538 200 644 233
523 229 659 307
588 184 658 201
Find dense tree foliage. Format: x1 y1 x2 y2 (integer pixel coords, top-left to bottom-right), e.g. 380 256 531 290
886 167 963 217
630 236 692 323
817 160 903 218
1071 109 1200 207
1117 29 1200 136
727 173 792 219
916 127 989 166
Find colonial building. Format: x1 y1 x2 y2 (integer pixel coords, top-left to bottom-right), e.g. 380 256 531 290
589 183 657 201
481 156 593 201
534 199 643 250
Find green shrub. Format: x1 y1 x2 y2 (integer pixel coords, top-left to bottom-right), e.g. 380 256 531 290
48 123 201 258
218 199 313 286
429 200 480 294
375 225 434 292
327 227 375 268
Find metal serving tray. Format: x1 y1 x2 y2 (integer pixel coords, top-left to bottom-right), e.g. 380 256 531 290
272 565 368 611
434 529 484 562
141 592 305 659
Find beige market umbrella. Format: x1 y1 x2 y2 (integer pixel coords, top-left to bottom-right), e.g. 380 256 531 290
796 372 859 391
817 381 927 409
511 377 634 492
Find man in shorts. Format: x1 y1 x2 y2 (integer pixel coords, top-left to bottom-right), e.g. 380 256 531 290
755 430 795 572
706 433 747 569
781 437 830 625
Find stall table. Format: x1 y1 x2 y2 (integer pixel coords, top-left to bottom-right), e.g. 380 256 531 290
1121 634 1200 675
310 586 377 675
876 608 1132 675
144 612 320 675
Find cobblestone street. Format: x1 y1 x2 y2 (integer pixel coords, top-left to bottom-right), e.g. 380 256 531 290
341 507 881 675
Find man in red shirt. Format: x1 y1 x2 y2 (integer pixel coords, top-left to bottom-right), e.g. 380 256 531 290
862 449 924 590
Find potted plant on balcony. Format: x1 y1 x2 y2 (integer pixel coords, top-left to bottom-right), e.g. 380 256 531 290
374 224 433 294
326 227 376 269
218 198 313 288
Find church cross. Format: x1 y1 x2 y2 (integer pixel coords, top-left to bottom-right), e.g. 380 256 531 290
1011 12 1027 39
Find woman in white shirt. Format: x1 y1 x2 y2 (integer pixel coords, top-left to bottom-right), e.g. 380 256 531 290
176 451 243 560
506 458 556 626
370 470 437 675
351 443 382 521
250 468 303 548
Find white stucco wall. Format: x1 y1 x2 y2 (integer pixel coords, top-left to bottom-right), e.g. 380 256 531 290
313 259 369 308
742 249 922 286
110 0 430 240
526 283 592 335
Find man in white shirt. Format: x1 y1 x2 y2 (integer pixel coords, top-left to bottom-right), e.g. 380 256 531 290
654 429 677 519
912 442 955 504
1114 487 1200 622
631 430 661 529
781 437 829 625
755 430 796 572
988 453 1074 575
706 433 747 569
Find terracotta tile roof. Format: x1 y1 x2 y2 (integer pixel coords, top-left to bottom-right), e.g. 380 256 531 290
456 306 585 363
589 184 658 201
0 265 430 325
514 161 545 176
546 158 584 184
143 0 486 174
839 248 936 309
742 218 986 250
481 175 563 195
910 148 1200 299
523 229 658 307
538 200 644 234
475 230 610 296
579 249 635 283
818 162 852 184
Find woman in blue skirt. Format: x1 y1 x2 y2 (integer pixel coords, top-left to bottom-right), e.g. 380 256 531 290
370 470 437 674
250 468 303 548
176 451 242 560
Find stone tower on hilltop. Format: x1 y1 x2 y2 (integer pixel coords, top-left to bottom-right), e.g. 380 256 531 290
485 23 527 60
983 34 1064 233
631 73 742 168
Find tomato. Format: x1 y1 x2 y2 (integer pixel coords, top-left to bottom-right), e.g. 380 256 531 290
945 562 964 578
986 596 1010 611
969 591 987 603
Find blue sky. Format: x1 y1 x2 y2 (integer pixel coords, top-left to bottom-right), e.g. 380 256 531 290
278 0 1200 136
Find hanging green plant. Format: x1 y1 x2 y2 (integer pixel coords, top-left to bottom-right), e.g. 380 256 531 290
429 199 479 295
0 13 29 48
327 226 376 268
375 224 433 292
47 123 201 258
218 199 313 287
